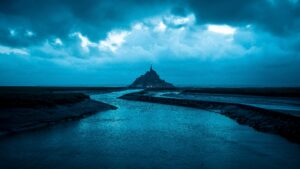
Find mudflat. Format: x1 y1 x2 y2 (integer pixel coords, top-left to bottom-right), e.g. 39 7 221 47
0 89 118 136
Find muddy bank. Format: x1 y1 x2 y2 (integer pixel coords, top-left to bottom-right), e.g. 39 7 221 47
181 87 300 98
120 92 300 144
0 92 117 136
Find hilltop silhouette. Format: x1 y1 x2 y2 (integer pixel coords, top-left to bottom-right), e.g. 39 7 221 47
129 66 175 88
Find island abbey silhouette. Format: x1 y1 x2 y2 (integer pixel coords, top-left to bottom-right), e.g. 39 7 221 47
129 65 175 88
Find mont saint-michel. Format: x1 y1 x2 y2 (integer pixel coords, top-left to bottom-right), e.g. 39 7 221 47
129 66 175 88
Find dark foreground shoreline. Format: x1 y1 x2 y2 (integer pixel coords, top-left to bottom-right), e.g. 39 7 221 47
0 92 117 136
120 91 300 144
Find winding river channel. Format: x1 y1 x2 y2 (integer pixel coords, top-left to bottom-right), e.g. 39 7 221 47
1 90 300 169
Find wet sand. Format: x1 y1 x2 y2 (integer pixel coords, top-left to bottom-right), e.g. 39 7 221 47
0 91 117 136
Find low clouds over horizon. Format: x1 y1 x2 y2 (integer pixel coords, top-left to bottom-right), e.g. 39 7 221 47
0 0 300 87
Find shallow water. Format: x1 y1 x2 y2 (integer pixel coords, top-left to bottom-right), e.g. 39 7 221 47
160 92 300 117
1 90 300 169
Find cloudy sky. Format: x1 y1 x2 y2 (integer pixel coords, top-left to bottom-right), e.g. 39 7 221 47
0 0 299 87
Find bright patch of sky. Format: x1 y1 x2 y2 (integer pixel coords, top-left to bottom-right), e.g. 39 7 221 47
164 14 195 26
25 30 34 37
207 24 236 35
99 31 130 52
54 38 63 46
0 45 29 55
9 29 16 37
70 32 97 52
154 21 167 32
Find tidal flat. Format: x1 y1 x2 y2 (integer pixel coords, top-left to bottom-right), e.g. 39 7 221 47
0 87 121 136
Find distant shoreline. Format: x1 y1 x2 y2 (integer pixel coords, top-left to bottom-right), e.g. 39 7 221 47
1 86 300 97
143 87 300 98
0 86 126 93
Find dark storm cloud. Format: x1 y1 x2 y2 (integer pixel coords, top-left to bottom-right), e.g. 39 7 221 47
0 0 172 47
1 0 299 48
182 0 300 35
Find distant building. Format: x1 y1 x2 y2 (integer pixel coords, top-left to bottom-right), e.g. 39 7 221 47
129 66 175 89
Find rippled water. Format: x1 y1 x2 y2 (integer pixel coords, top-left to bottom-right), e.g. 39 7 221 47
1 90 300 169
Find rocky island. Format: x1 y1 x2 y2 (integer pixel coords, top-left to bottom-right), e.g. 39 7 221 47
129 66 175 89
